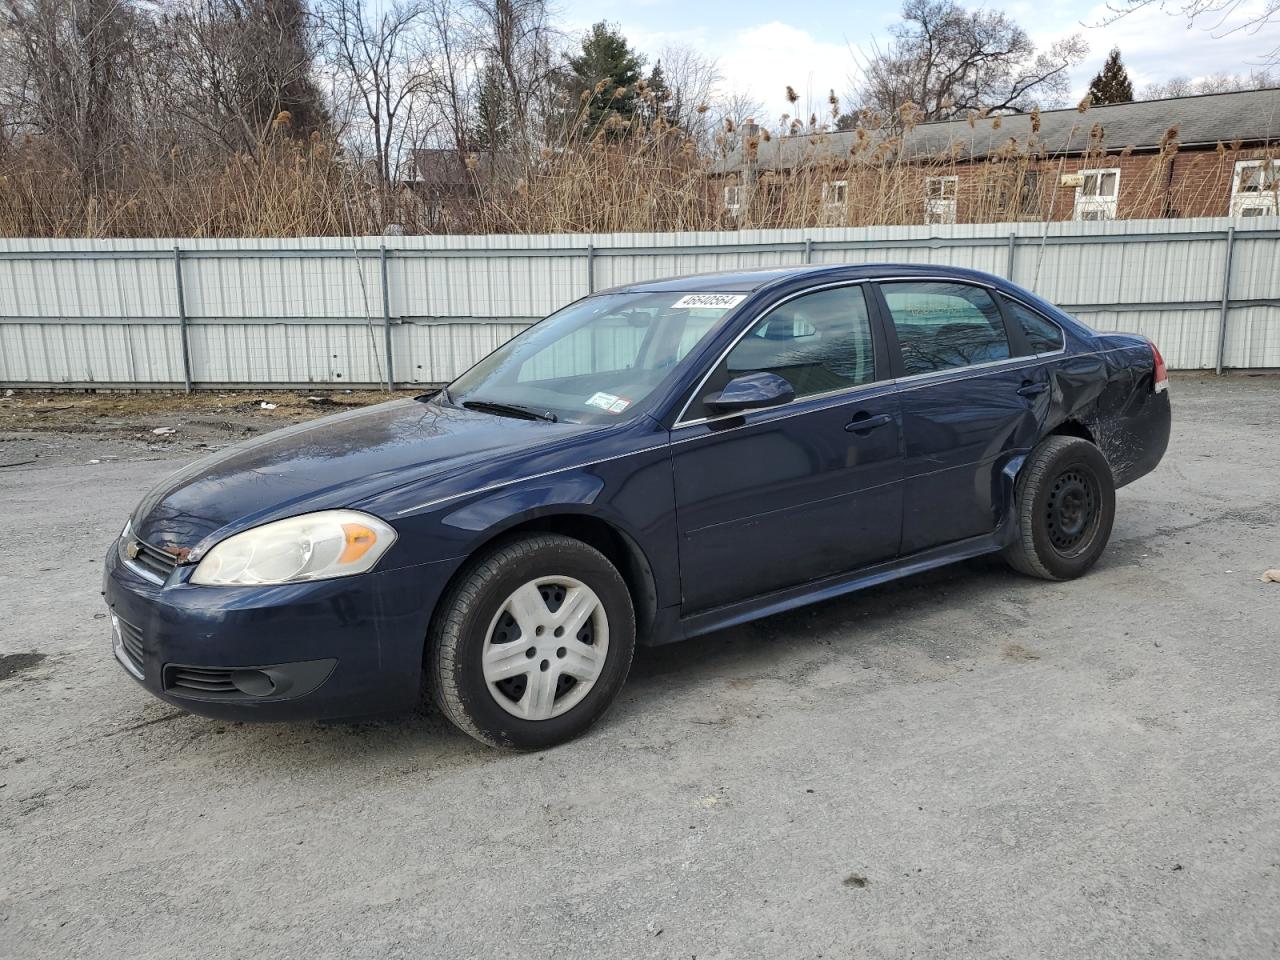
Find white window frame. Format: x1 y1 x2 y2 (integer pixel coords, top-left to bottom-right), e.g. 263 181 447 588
1230 159 1279 217
1073 167 1120 221
723 183 743 213
822 179 848 207
924 176 957 225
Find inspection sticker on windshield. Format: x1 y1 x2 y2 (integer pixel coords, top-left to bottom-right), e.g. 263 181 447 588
586 391 631 413
672 293 746 310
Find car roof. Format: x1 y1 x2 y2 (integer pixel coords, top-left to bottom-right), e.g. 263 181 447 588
594 263 1003 296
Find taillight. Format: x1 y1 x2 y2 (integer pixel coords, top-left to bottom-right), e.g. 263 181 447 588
1150 340 1168 394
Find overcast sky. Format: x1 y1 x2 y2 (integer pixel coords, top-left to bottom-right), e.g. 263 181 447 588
557 0 1274 121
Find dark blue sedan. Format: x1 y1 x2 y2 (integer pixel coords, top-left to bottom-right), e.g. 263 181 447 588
104 264 1171 748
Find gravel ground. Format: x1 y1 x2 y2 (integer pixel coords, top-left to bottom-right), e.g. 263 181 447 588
2 374 1279 959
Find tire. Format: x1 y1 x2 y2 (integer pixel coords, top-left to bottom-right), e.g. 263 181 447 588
427 533 635 749
1003 435 1116 581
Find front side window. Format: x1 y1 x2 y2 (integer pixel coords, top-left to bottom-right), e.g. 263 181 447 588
448 291 736 423
879 281 1010 375
1003 296 1065 354
687 285 877 420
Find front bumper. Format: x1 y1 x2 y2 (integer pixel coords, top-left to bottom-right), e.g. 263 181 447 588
102 544 459 722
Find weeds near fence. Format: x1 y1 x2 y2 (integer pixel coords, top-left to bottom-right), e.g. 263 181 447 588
0 96 1272 238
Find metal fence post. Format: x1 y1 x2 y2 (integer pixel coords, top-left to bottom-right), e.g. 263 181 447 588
380 245 394 391
172 245 193 394
1215 226 1236 375
803 238 813 264
586 240 596 293
1006 232 1016 280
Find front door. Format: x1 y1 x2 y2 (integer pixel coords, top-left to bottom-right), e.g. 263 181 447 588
671 284 903 612
872 279 1044 554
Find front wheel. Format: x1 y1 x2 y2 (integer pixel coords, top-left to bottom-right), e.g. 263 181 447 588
427 534 635 749
1003 436 1116 581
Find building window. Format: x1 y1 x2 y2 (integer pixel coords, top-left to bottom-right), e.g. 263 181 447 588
822 180 848 206
723 184 743 212
1231 159 1278 217
1073 168 1120 221
984 169 1042 220
924 176 957 224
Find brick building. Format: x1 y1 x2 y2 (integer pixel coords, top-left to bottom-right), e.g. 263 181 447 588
711 87 1280 225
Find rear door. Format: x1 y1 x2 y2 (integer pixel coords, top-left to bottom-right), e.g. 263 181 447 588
871 279 1044 555
671 283 903 612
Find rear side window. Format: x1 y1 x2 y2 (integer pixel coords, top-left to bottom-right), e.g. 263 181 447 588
879 281 1010 375
1003 296 1065 354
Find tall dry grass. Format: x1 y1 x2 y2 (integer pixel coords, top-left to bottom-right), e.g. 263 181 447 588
0 99 1271 238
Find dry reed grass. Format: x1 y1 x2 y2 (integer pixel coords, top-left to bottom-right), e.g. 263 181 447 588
0 97 1271 238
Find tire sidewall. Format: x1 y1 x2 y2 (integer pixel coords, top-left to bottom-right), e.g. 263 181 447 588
438 538 635 749
1025 440 1116 579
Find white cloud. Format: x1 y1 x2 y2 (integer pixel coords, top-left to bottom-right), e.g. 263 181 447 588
1033 1 1275 97
713 21 860 123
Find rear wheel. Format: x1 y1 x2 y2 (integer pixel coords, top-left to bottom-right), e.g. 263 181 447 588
427 534 635 749
1003 436 1116 581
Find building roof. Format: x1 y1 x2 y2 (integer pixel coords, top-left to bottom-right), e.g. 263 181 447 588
712 86 1280 174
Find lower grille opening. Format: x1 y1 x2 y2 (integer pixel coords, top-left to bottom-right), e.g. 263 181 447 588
117 618 145 676
163 665 278 700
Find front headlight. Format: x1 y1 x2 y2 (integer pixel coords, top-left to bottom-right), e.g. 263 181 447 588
190 510 397 586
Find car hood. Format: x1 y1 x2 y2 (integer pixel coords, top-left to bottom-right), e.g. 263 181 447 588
131 398 593 555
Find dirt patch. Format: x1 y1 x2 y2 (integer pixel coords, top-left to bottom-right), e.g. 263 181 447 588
1002 642 1042 662
0 388 425 464
0 652 47 682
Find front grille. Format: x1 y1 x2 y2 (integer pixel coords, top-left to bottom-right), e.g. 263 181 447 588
117 617 146 676
128 538 179 581
165 665 239 699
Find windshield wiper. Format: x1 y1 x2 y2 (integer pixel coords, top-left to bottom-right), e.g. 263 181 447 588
462 399 558 422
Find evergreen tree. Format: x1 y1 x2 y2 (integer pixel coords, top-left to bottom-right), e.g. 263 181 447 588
471 57 512 151
1088 48 1135 105
562 21 645 136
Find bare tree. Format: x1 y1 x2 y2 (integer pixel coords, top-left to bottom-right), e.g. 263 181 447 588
0 0 146 188
315 0 429 184
1099 0 1279 64
654 43 721 144
159 0 326 160
1142 68 1277 99
855 0 1087 122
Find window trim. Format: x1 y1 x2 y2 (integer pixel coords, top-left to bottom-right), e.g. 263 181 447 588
1230 159 1278 217
1073 167 1121 221
822 179 848 206
723 183 743 211
924 175 958 225
672 275 1069 429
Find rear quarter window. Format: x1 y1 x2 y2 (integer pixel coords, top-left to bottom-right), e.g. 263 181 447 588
1003 296 1065 354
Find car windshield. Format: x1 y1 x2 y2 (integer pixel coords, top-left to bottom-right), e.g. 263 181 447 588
445 291 743 423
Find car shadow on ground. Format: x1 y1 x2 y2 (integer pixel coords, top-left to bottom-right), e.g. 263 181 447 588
110 551 1096 770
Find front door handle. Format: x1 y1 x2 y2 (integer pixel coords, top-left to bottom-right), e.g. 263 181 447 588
845 412 894 434
1016 381 1049 398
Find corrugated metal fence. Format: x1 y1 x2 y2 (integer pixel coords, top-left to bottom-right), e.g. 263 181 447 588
1 217 1277 388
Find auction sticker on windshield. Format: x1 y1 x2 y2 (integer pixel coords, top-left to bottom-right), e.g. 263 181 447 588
672 294 746 310
586 392 631 413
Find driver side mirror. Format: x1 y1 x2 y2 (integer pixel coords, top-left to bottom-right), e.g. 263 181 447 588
705 372 795 414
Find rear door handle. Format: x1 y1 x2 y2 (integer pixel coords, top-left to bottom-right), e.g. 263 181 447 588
1016 381 1049 398
845 412 894 434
